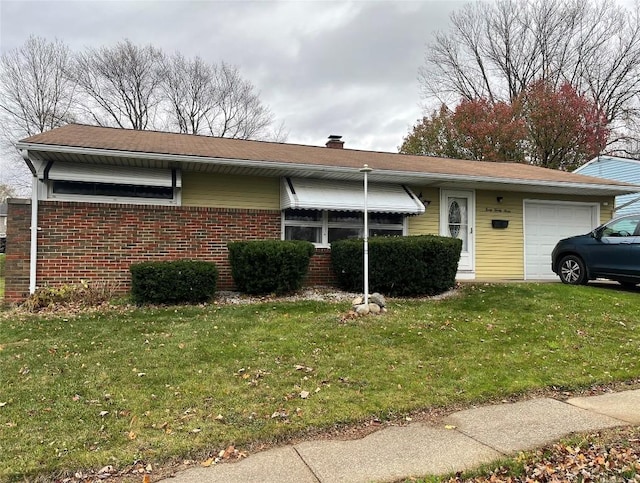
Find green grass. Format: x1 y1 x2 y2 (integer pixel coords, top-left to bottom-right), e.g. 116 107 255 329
1 283 640 480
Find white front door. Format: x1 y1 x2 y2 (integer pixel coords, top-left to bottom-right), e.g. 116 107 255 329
441 190 475 274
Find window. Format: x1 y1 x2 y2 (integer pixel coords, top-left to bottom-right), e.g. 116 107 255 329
601 216 640 237
283 209 405 246
283 209 323 243
52 181 174 200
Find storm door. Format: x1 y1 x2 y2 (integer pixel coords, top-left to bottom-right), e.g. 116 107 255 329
440 190 475 273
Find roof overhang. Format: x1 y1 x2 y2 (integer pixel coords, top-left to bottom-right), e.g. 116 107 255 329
17 142 640 197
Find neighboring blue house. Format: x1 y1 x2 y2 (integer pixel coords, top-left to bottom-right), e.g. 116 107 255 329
575 156 640 216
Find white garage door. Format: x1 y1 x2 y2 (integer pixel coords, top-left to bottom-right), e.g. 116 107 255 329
524 202 598 279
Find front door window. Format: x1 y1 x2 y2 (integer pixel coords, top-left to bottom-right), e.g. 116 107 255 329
448 197 468 251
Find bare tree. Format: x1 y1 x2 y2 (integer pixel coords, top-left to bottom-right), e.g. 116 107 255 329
161 57 279 140
208 62 275 139
420 0 640 151
0 35 76 136
0 36 77 191
0 183 17 202
161 53 216 135
72 39 165 130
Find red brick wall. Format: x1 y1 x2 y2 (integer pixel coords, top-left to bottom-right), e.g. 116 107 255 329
4 199 31 302
4 200 338 302
306 248 337 287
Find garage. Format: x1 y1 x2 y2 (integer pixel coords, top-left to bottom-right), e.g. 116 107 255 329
524 201 599 279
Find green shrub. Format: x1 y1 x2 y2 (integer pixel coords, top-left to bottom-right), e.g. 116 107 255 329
331 235 462 296
228 240 315 295
130 260 218 304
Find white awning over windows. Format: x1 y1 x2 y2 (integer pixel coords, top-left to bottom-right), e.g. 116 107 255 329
46 161 179 187
281 177 425 214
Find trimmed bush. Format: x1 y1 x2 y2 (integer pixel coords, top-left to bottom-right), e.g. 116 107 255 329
228 240 315 295
331 235 462 296
130 259 218 304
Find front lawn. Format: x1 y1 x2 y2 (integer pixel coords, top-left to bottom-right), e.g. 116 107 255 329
1 283 639 480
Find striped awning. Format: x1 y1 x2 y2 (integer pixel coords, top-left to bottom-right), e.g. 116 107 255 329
281 177 425 214
46 161 178 187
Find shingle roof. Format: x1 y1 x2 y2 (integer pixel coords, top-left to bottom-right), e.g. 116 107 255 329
16 123 635 190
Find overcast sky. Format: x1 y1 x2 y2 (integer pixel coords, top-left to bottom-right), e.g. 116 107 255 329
0 0 466 154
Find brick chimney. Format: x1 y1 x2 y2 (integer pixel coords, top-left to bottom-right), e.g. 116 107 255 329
326 135 344 149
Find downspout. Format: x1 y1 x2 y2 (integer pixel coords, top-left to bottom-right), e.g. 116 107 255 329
29 176 38 294
22 150 39 294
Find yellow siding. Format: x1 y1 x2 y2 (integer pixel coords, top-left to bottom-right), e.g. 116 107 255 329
475 190 524 279
407 186 440 234
182 172 280 209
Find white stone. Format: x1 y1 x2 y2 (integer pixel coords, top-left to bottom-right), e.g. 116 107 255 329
368 303 381 314
354 303 370 315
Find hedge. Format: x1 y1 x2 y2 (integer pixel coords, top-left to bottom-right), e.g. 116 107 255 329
228 240 315 295
130 259 218 304
331 235 462 296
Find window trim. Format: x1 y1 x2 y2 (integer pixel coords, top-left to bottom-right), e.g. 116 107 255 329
282 209 407 247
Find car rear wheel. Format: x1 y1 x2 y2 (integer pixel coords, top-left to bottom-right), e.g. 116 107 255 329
558 255 587 285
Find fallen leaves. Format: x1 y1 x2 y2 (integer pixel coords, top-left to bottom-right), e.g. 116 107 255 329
199 445 247 468
235 367 271 386
295 364 313 373
446 432 640 482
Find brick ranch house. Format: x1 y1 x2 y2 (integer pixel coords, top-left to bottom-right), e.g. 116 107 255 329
4 123 639 303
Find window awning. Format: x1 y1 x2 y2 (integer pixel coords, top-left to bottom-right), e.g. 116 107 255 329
281 177 425 214
46 161 178 187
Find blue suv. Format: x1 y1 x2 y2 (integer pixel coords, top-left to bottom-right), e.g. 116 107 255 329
551 213 640 286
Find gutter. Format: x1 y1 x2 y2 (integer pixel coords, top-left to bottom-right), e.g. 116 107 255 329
15 142 640 196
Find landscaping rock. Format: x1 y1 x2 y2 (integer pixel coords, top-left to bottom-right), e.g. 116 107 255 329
370 292 386 307
368 303 381 314
354 304 370 316
352 296 364 306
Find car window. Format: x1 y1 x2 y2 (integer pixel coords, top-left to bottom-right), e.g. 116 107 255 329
601 217 640 237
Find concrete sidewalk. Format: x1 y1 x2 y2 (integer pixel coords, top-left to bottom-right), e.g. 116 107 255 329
165 389 640 483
